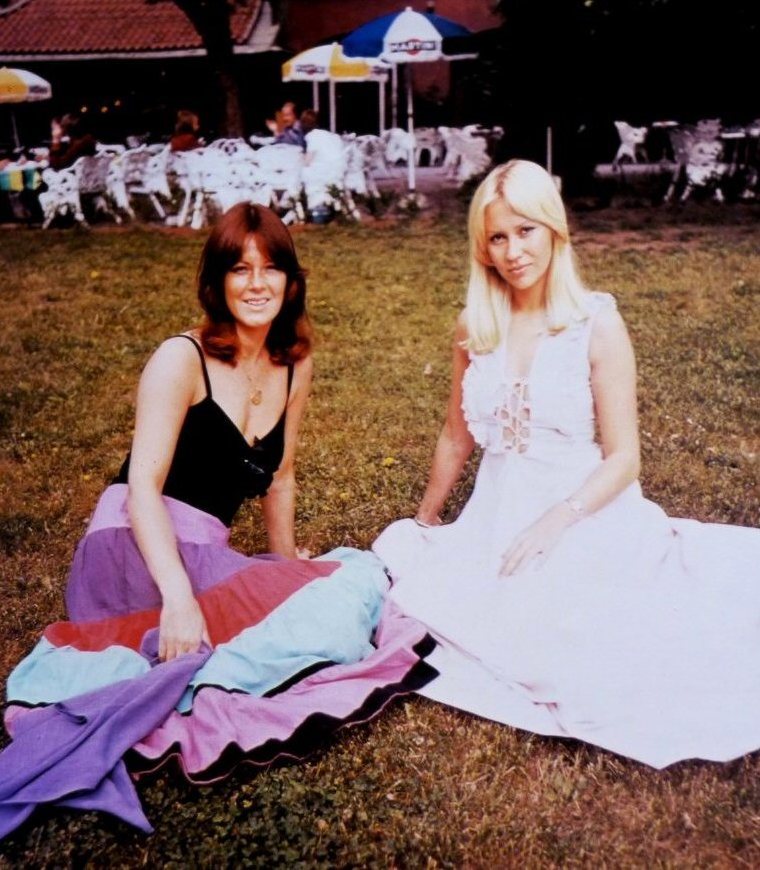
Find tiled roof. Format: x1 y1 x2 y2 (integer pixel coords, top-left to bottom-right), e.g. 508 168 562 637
0 0 265 56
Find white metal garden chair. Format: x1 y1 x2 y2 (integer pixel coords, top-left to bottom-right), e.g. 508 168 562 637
438 126 491 185
39 153 127 227
118 145 172 220
414 127 445 167
251 144 305 224
664 120 728 203
38 165 82 228
302 129 360 220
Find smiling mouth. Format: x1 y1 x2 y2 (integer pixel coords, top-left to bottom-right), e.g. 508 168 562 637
244 298 270 307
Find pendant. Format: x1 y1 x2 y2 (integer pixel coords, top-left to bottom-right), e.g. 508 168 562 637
250 388 263 406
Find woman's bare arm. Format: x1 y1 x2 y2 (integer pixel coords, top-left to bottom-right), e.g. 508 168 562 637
416 313 476 524
260 355 314 557
127 338 209 660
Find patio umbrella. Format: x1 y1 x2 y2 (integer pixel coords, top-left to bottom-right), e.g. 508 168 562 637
0 68 52 148
342 6 476 193
282 43 390 134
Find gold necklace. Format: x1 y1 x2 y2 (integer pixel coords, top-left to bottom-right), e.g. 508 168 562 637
241 356 264 406
247 383 263 406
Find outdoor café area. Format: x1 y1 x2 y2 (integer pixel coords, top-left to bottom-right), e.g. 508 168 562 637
4 116 758 228
1 5 759 228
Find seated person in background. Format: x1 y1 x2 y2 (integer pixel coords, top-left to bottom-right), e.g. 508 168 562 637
48 113 97 170
266 101 306 149
170 109 203 152
300 110 321 166
299 108 319 136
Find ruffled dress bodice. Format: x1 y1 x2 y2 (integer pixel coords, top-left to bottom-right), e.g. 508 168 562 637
461 292 615 462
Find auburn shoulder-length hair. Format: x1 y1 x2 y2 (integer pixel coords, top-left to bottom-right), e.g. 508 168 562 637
197 202 313 365
465 159 591 354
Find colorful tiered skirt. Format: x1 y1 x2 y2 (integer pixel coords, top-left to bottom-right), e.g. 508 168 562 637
1 485 436 837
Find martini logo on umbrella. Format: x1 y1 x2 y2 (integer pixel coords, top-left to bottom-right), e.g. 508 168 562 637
295 63 326 76
389 38 437 56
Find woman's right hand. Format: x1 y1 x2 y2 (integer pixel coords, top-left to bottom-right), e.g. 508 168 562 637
158 592 210 661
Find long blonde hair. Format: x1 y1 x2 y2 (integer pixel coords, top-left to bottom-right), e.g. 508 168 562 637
464 159 590 353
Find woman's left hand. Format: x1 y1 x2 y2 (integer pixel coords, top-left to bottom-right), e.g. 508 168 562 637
500 503 574 577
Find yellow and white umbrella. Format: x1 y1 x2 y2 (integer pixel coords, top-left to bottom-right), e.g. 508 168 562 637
0 67 52 103
0 67 52 147
282 43 389 133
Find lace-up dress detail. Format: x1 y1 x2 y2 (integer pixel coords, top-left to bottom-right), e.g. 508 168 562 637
497 379 531 453
461 302 596 462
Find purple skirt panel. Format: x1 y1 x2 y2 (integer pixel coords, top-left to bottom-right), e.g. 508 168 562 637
66 484 283 622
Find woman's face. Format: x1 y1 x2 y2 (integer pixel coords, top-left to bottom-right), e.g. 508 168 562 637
484 198 554 299
224 235 288 332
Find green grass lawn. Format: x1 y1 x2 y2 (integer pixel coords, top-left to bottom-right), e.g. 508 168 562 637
1 203 759 867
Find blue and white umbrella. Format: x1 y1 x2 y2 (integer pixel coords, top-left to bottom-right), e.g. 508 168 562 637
342 6 473 64
342 6 476 193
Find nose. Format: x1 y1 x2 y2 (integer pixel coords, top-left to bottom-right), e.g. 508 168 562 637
505 235 523 261
249 267 267 290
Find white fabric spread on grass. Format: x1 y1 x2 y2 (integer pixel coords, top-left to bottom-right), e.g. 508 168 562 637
374 292 760 769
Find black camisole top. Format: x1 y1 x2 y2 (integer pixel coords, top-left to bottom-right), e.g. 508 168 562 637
115 335 293 527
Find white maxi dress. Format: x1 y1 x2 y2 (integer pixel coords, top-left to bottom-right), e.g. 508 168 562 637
373 292 760 769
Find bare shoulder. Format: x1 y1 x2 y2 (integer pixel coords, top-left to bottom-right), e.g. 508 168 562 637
589 299 635 366
290 353 314 394
591 298 628 336
140 334 202 390
454 308 469 344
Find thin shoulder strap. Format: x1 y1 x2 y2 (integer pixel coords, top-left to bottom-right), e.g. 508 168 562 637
286 362 295 396
173 334 212 399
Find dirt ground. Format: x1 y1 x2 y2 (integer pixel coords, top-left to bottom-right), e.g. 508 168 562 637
3 163 757 238
374 165 760 233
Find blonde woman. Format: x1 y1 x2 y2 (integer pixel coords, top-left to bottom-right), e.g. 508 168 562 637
374 159 760 769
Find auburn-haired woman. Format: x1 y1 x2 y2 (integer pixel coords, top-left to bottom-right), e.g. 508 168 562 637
0 204 435 837
374 160 760 770
65 201 313 659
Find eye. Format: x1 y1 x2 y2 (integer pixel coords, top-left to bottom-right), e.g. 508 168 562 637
519 225 536 237
488 232 505 243
230 264 249 275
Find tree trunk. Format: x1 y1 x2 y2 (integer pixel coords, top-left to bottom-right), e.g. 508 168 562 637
170 0 245 137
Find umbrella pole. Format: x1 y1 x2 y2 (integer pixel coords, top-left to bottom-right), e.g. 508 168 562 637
405 65 416 193
312 80 319 112
11 110 20 150
391 65 398 128
379 79 385 134
329 79 336 133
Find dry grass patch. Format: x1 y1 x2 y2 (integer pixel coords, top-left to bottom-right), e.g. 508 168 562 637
0 207 758 866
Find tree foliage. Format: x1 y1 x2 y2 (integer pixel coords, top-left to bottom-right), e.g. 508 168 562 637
460 0 758 188
490 0 758 121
